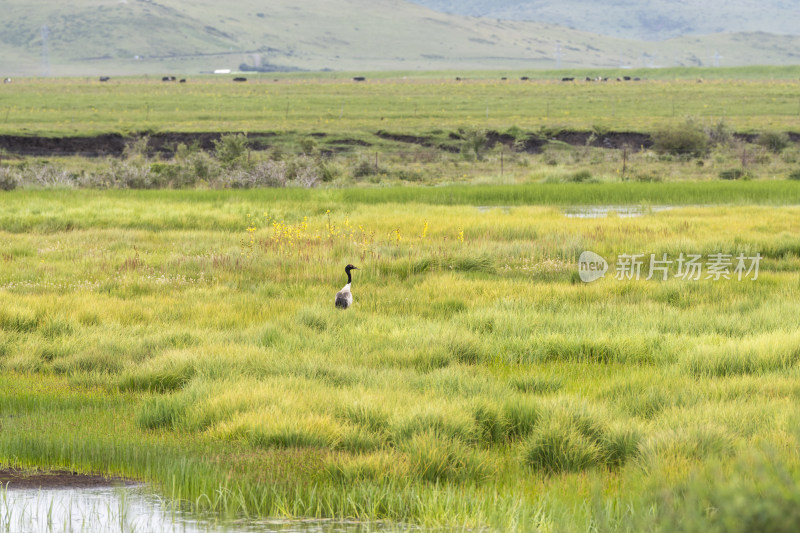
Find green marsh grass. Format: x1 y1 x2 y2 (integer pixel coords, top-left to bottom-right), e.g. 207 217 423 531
3 75 800 136
0 188 799 530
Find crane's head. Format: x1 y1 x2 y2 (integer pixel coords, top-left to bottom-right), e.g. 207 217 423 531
345 264 358 272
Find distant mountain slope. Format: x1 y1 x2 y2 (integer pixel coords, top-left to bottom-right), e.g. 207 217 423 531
1 0 799 76
408 0 800 41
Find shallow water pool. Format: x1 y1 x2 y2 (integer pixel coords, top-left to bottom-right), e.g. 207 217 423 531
0 486 415 533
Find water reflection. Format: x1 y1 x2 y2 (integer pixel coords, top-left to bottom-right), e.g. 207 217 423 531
0 486 416 533
563 205 672 218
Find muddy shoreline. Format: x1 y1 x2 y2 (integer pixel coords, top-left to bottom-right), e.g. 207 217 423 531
0 468 137 490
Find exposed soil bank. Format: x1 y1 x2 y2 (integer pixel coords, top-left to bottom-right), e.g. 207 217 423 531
0 130 653 158
1 130 797 159
0 132 273 158
0 468 136 490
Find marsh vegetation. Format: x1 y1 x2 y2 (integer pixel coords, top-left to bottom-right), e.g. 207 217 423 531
0 189 799 531
1 70 800 530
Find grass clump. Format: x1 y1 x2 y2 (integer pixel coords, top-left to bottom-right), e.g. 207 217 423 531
523 399 640 473
403 431 492 483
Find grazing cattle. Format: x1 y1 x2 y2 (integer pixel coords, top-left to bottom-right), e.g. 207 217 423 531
3 78 11 84
352 76 366 82
623 76 631 81
99 76 110 82
162 76 169 81
633 77 641 81
233 77 247 82
520 76 529 80
500 77 507 80
179 78 186 83
561 77 574 82
455 77 462 81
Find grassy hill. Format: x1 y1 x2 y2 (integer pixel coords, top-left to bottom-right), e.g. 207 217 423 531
2 0 800 76
409 0 800 41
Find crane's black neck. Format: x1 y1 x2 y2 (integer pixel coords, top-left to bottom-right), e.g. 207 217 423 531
346 269 352 284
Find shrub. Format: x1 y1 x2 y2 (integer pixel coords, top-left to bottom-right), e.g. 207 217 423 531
0 167 18 190
394 169 424 182
757 131 790 154
213 133 249 168
228 160 287 188
20 164 74 188
567 169 592 183
788 170 800 181
182 151 220 183
460 128 488 161
299 137 318 155
123 136 149 160
719 169 750 180
108 160 158 189
653 121 709 157
706 119 733 146
351 157 380 178
286 155 321 187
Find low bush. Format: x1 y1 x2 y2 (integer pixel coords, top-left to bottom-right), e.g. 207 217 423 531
719 168 750 180
757 131 791 154
653 121 709 157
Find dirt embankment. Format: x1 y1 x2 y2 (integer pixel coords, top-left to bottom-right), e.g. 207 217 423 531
0 132 273 158
0 467 136 489
2 130 799 159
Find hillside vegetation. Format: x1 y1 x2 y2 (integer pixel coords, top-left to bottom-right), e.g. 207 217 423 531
2 0 800 76
410 0 800 41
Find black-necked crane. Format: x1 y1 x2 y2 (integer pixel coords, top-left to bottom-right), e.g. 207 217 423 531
335 264 358 309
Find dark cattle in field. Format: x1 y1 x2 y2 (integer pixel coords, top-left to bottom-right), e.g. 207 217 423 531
455 77 462 81
3 78 11 84
99 76 110 82
520 76 529 80
233 77 247 82
352 76 366 82
623 76 631 81
561 77 574 82
179 78 186 83
501 77 507 80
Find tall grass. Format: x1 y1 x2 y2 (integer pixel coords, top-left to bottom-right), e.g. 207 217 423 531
0 190 798 530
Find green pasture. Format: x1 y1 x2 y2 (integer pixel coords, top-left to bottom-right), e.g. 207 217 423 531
1 188 799 530
2 71 800 137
